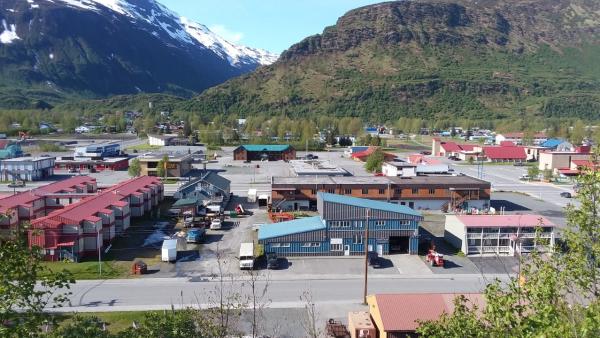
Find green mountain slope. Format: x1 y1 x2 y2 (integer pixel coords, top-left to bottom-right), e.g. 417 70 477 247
183 0 600 121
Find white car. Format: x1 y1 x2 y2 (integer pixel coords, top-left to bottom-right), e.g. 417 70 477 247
210 219 222 230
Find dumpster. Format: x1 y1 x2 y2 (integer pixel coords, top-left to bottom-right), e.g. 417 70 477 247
131 261 147 275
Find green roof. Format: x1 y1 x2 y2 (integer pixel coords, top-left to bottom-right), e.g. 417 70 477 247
318 192 422 217
258 216 325 241
172 198 199 207
240 144 291 152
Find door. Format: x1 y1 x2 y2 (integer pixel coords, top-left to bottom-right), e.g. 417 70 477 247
377 245 384 256
344 245 350 256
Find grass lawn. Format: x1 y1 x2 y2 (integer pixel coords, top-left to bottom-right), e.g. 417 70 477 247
40 260 129 280
125 143 161 152
54 311 157 333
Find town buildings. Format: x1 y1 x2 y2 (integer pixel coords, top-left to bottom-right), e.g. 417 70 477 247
495 132 547 145
173 171 231 212
259 192 423 257
54 156 129 172
138 152 193 177
271 175 491 212
233 144 296 161
29 176 163 261
0 156 55 181
74 142 121 157
444 214 557 256
350 146 396 162
538 146 591 173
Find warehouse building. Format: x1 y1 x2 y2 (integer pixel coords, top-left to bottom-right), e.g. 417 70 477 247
271 175 490 212
445 214 557 256
259 193 423 257
29 176 163 261
74 142 121 157
233 144 296 161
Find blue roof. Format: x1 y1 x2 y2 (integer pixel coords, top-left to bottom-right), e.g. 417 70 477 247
258 216 325 240
541 139 565 148
318 192 422 217
240 144 291 152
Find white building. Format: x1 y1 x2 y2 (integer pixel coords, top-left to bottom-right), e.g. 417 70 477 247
382 162 417 177
445 214 557 256
148 134 176 146
0 156 55 181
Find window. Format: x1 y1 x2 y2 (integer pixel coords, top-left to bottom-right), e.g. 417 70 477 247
394 188 401 195
301 242 321 248
271 243 290 248
429 188 436 195
344 188 352 194
412 188 419 194
375 220 385 226
378 188 385 195
399 220 410 225
362 188 369 195
331 243 343 251
327 188 335 194
331 221 350 228
311 189 316 195
352 234 363 244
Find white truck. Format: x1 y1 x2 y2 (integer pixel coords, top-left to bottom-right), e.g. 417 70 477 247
161 239 178 262
239 242 255 270
247 189 257 203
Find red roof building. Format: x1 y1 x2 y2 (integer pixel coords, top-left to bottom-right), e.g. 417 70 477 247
367 293 484 336
482 146 526 162
0 176 97 231
28 176 163 261
351 146 396 162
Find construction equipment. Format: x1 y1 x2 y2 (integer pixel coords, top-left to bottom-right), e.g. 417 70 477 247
425 244 445 268
234 204 253 216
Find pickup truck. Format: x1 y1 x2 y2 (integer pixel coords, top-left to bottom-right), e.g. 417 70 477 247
186 228 205 243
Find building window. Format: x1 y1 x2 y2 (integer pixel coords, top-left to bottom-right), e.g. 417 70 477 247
375 220 385 226
344 188 352 194
362 188 369 195
399 220 410 225
311 189 316 195
301 242 321 248
331 243 343 251
394 188 401 195
328 188 335 194
378 188 385 195
331 221 350 228
352 234 363 244
412 188 419 194
271 243 291 248
429 188 435 195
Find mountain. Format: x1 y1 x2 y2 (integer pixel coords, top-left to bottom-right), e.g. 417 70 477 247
184 0 600 122
0 0 278 108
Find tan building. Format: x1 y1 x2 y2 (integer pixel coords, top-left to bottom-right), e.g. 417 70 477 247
138 153 193 177
538 151 591 173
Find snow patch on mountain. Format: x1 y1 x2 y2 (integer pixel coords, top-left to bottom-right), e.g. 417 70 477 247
0 20 20 44
46 0 278 67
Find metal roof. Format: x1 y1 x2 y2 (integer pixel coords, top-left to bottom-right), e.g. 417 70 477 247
238 144 292 152
258 216 325 240
318 192 422 217
455 215 556 228
172 198 200 207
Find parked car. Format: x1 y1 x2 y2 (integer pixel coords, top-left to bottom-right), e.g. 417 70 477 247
68 168 78 173
8 181 25 188
519 174 530 181
420 151 432 155
560 192 572 198
368 252 381 268
513 162 525 167
210 218 222 230
266 253 279 269
448 156 460 161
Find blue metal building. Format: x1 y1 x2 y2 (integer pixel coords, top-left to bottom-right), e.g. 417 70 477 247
259 192 423 257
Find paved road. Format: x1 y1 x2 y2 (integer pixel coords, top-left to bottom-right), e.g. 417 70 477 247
49 273 510 313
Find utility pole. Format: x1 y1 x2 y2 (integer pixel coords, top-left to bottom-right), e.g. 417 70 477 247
363 208 370 305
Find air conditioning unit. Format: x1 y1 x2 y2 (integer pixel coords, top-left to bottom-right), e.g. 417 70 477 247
358 329 371 338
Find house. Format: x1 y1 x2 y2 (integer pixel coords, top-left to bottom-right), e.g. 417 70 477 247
481 145 527 163
54 157 129 172
259 193 423 257
366 294 484 337
174 171 231 206
344 146 370 158
351 146 396 162
0 156 55 181
445 214 557 256
138 152 193 177
29 176 163 261
540 138 572 151
495 132 547 145
381 162 417 177
271 175 491 212
0 176 97 232
233 144 296 161
431 138 478 157
74 142 121 157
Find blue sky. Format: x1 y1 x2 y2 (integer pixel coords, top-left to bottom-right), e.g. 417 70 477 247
160 0 385 54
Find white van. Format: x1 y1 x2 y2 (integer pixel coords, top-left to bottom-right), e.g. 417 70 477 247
239 242 255 270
